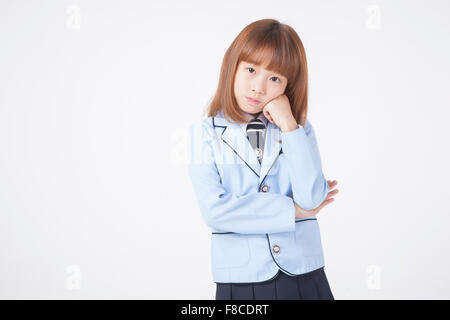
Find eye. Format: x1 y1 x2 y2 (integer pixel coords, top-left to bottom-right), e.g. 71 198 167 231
245 66 282 83
270 76 281 83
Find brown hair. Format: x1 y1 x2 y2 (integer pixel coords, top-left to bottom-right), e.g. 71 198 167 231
206 18 309 127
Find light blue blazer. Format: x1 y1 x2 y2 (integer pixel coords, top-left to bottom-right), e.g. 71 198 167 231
187 111 329 283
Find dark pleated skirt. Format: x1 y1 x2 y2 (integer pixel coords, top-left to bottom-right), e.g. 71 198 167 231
215 267 334 300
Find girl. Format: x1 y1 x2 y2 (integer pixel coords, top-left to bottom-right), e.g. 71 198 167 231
187 19 339 300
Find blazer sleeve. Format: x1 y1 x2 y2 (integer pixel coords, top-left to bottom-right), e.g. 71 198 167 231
187 120 296 235
279 120 329 210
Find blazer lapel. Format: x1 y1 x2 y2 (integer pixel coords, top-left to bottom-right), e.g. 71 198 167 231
212 113 282 182
213 113 261 177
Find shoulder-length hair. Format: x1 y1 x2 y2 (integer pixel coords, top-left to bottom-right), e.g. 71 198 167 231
206 18 309 127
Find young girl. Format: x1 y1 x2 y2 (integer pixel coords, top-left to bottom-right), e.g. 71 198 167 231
187 19 339 300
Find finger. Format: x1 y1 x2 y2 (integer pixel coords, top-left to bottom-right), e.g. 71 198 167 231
327 182 338 192
327 189 339 198
327 180 338 187
321 198 335 206
263 109 271 120
312 198 330 213
263 109 274 124
325 190 338 200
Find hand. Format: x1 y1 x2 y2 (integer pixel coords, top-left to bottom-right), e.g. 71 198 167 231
294 180 339 218
262 94 297 131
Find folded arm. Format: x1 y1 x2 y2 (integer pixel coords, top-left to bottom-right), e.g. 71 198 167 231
280 120 329 210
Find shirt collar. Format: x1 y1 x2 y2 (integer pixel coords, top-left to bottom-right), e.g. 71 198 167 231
239 111 268 132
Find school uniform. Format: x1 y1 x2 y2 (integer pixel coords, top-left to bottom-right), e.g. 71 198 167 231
187 110 334 300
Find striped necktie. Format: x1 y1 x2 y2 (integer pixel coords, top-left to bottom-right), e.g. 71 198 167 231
246 118 266 164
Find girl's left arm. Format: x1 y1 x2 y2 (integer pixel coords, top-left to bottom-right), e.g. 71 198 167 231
280 119 329 210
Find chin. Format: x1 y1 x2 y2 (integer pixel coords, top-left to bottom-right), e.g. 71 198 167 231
242 110 259 117
244 106 262 113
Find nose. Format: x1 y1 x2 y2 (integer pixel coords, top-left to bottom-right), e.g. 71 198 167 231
251 77 265 95
251 87 265 95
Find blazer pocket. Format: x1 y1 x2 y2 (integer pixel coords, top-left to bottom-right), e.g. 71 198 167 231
211 233 250 269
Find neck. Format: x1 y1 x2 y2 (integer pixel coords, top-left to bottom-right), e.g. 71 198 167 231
243 111 262 119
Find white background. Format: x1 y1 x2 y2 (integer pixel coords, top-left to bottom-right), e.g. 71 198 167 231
1 0 449 299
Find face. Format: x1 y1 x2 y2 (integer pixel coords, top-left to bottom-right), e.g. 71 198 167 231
233 60 288 117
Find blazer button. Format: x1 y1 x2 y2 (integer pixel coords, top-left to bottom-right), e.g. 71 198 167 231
261 184 269 192
272 245 280 254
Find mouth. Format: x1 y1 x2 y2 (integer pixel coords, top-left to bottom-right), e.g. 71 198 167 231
245 96 261 104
